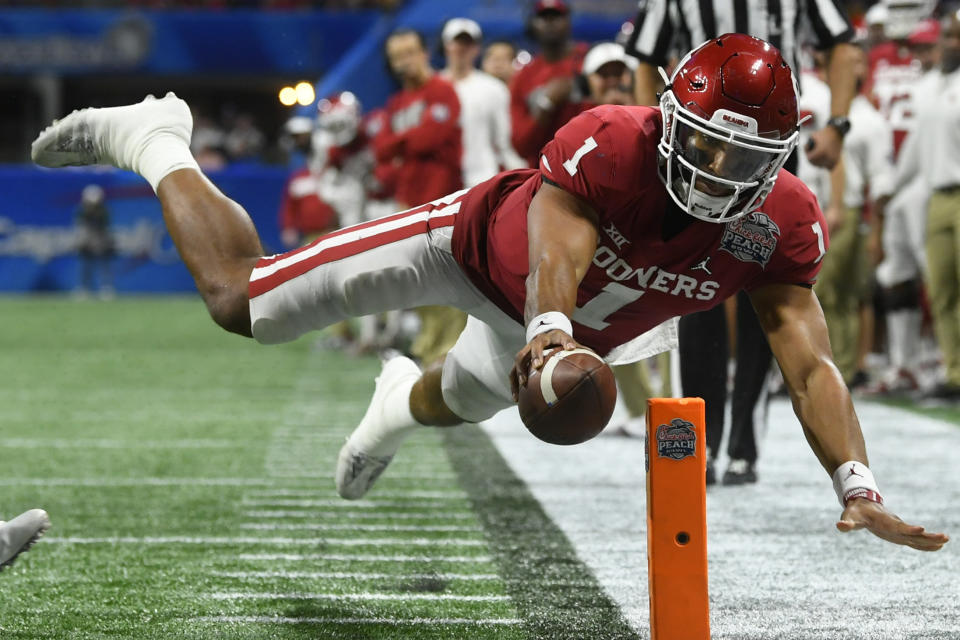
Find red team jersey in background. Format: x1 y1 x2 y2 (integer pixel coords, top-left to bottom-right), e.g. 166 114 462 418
865 41 924 156
453 106 827 357
278 168 340 236
373 74 462 207
509 42 589 167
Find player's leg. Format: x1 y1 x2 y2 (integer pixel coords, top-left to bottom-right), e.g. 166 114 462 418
813 206 862 382
0 509 51 572
725 291 772 485
871 184 926 393
157 170 262 336
678 306 728 485
336 313 521 499
924 190 960 395
31 94 261 336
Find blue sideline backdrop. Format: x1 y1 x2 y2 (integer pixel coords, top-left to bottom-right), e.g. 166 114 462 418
0 166 287 293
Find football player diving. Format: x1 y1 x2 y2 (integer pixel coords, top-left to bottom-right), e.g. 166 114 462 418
31 34 947 551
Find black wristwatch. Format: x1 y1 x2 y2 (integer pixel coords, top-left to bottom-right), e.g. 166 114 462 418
826 116 851 138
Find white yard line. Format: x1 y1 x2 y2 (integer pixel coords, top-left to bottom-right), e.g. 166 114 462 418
236 553 492 562
194 615 522 625
0 478 278 487
211 570 501 580
209 592 510 602
242 510 475 520
240 499 471 509
43 536 486 547
0 439 243 449
245 489 464 499
238 523 482 533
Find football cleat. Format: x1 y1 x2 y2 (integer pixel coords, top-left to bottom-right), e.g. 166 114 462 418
31 93 192 171
0 509 51 572
722 459 758 485
335 356 422 500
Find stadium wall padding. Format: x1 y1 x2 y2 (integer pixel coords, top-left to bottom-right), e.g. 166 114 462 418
0 166 288 293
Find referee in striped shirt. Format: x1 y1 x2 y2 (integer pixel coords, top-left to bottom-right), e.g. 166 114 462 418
623 0 857 485
625 0 857 169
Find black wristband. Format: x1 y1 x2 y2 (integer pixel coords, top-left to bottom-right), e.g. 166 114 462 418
826 116 851 138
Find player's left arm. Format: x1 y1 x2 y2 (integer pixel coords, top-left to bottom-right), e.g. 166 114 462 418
750 283 949 551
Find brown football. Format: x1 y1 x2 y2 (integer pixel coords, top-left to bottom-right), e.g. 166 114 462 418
517 348 617 445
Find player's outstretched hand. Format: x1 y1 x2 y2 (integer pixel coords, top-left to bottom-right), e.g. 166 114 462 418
837 498 950 551
510 330 579 402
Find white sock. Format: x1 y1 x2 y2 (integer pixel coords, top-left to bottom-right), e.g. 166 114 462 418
136 134 201 193
351 375 421 456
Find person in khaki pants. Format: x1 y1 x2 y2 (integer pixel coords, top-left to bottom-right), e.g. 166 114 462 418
815 47 895 385
896 11 960 400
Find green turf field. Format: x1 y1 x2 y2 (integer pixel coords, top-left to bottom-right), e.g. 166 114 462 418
0 297 638 640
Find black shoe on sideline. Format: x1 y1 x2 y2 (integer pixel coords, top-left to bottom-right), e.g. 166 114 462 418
722 459 757 485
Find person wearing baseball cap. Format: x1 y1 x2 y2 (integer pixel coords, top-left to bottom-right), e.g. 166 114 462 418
440 17 525 188
581 42 637 106
532 0 569 15
509 0 587 167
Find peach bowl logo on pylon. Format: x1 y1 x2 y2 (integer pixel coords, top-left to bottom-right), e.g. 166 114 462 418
655 418 697 460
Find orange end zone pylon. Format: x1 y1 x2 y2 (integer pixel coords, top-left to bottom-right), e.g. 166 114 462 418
646 397 710 640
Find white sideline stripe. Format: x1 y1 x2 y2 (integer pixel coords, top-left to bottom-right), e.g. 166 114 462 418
241 499 471 510
43 536 486 547
243 510 476 520
212 571 500 580
237 553 492 563
0 438 242 449
209 592 509 602
239 523 482 533
0 477 278 487
195 616 522 626
251 201 461 281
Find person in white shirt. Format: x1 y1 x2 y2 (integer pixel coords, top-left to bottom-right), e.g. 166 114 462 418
482 40 518 86
815 46 895 386
896 10 960 401
440 18 526 188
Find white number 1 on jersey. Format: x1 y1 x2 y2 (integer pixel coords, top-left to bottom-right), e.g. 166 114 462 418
811 221 826 263
562 137 598 176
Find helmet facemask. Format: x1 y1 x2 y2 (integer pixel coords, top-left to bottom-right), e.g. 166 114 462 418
658 89 797 224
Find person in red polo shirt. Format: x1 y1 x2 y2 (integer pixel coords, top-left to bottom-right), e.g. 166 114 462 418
374 28 462 209
509 0 589 167
375 28 465 365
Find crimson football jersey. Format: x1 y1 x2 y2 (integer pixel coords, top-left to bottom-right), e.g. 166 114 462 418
865 41 924 157
373 74 462 207
453 106 827 357
509 43 589 168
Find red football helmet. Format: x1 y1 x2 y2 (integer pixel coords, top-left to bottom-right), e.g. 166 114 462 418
659 34 800 223
316 91 362 147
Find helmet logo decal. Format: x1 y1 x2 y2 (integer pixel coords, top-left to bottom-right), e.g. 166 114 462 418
713 109 758 135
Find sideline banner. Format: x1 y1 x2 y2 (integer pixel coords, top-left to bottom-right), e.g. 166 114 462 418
0 165 287 293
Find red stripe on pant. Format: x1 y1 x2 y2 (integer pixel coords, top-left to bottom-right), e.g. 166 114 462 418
249 215 457 300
